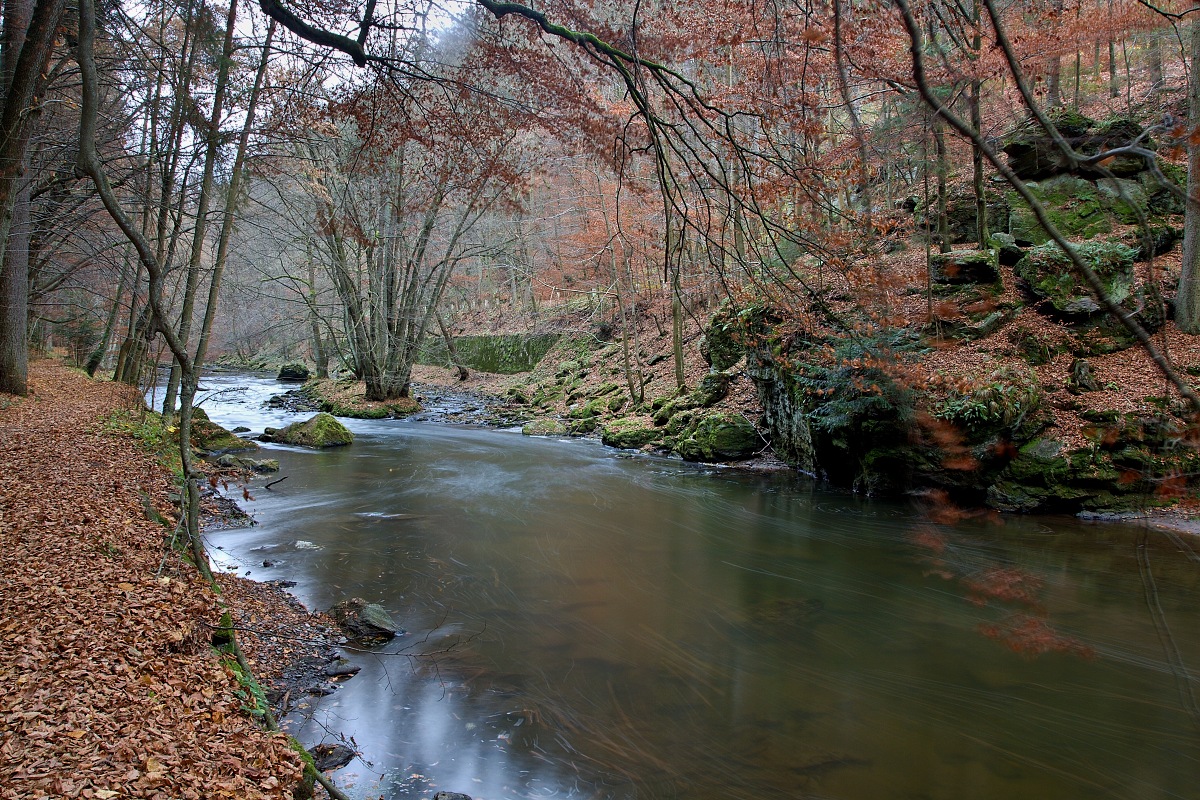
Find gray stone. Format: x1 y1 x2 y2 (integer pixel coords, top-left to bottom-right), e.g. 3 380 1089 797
311 743 355 771
328 598 400 643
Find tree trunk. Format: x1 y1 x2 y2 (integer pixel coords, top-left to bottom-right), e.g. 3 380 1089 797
1177 20 1200 332
87 247 132 376
436 312 469 381
1046 56 1062 108
0 0 68 395
933 117 950 253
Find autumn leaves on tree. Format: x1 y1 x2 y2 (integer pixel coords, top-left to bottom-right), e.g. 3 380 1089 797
0 3 1198 510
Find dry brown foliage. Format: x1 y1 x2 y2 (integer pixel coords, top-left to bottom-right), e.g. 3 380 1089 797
0 361 303 799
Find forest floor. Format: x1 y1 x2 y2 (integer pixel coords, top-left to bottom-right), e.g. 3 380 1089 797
0 360 339 800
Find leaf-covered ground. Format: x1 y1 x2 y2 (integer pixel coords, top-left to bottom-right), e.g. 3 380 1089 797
0 362 305 799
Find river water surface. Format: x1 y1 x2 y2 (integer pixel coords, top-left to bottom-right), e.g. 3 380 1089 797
178 373 1200 800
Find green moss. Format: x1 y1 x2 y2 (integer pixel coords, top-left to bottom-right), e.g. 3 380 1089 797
1014 240 1136 314
673 412 761 462
288 736 318 799
266 413 353 448
600 418 662 449
521 419 567 436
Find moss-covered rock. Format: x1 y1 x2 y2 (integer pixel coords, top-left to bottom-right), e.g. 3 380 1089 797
601 418 662 450
691 371 731 407
673 412 762 462
277 362 310 382
263 413 353 448
522 419 567 436
1008 176 1115 245
188 408 259 455
703 303 747 371
1015 240 1136 315
567 397 608 421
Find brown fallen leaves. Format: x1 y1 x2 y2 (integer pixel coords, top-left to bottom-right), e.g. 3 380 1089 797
0 361 303 799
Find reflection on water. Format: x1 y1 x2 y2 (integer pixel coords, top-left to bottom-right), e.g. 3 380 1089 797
190 373 1200 799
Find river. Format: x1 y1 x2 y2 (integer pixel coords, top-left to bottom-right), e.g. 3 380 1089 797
172 372 1200 800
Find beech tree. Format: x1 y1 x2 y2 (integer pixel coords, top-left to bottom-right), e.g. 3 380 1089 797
289 75 526 400
0 0 70 395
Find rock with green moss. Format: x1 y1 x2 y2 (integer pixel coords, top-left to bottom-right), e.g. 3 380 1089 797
263 412 353 448
703 303 747 370
568 397 608 421
188 408 260 455
215 454 280 472
522 419 567 436
1007 176 1120 245
673 412 762 462
601 418 662 450
1015 240 1136 315
691 371 731 407
277 362 310 382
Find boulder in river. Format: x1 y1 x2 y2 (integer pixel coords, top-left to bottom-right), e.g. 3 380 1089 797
277 362 311 382
310 742 355 771
262 413 353 448
432 793 473 800
328 597 400 643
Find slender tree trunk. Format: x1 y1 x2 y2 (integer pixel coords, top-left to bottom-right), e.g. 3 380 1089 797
1177 20 1200 332
87 246 133 376
1047 57 1062 108
933 117 950 253
0 0 68 395
1147 31 1163 89
163 0 240 415
436 312 468 381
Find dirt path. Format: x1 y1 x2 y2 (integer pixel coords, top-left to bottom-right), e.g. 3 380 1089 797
0 361 305 799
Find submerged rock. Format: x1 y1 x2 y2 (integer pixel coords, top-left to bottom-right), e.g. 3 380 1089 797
262 412 353 448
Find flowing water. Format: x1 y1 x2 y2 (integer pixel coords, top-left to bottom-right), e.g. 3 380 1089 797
175 373 1200 800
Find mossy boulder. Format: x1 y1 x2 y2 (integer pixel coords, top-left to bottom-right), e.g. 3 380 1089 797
277 362 310 382
601 418 662 450
691 371 731 407
673 412 762 462
328 598 399 643
1015 240 1162 354
1001 111 1151 182
1007 176 1130 245
188 408 259 455
215 454 280 472
263 412 353 448
522 419 567 436
1015 240 1136 315
568 397 609 421
703 303 747 371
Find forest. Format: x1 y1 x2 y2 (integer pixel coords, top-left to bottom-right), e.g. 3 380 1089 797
5 0 1200 798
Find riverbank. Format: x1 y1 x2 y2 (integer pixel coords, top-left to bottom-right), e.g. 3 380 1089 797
0 361 323 799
